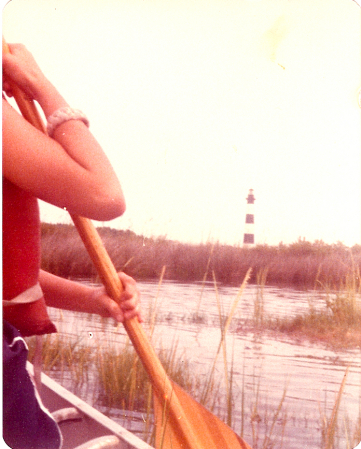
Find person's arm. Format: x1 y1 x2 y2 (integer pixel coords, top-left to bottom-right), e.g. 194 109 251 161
2 43 125 221
39 270 143 323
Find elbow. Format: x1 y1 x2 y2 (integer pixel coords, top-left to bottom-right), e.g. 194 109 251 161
108 195 126 220
94 190 126 221
67 179 126 221
103 180 126 219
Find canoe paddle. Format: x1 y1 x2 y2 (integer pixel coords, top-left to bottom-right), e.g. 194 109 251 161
3 37 253 449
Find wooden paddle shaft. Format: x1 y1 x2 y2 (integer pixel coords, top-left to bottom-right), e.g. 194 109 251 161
2 37 208 448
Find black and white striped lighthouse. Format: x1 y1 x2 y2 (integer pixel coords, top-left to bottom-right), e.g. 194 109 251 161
243 189 255 246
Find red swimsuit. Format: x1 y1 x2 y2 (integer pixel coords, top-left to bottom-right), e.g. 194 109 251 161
3 177 56 336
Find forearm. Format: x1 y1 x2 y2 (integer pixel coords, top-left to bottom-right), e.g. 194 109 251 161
39 270 97 314
32 78 68 118
34 80 112 173
34 81 124 212
39 270 142 323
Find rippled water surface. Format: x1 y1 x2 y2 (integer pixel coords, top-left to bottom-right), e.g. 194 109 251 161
48 281 361 449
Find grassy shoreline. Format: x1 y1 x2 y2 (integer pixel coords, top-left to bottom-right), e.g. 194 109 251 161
41 222 361 290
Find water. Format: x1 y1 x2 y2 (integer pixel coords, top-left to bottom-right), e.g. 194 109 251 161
47 281 361 449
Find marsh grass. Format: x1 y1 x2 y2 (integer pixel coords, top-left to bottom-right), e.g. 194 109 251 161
41 223 361 289
321 264 361 328
27 333 93 388
95 339 148 411
322 367 349 449
247 262 361 347
259 263 361 349
249 372 289 449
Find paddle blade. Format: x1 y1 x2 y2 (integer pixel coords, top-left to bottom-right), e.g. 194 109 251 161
153 381 252 449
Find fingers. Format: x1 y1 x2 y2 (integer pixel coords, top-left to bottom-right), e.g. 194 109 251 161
2 44 26 78
91 273 143 324
2 43 45 101
118 272 143 323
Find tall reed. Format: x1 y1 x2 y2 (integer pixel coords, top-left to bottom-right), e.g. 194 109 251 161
195 244 214 317
253 267 268 328
323 367 349 449
200 269 251 409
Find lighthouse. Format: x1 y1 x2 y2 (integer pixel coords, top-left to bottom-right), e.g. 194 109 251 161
243 189 255 246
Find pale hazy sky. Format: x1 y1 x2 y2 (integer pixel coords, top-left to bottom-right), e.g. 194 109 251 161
3 0 361 246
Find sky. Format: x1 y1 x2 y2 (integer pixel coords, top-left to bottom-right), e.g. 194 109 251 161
2 0 361 247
